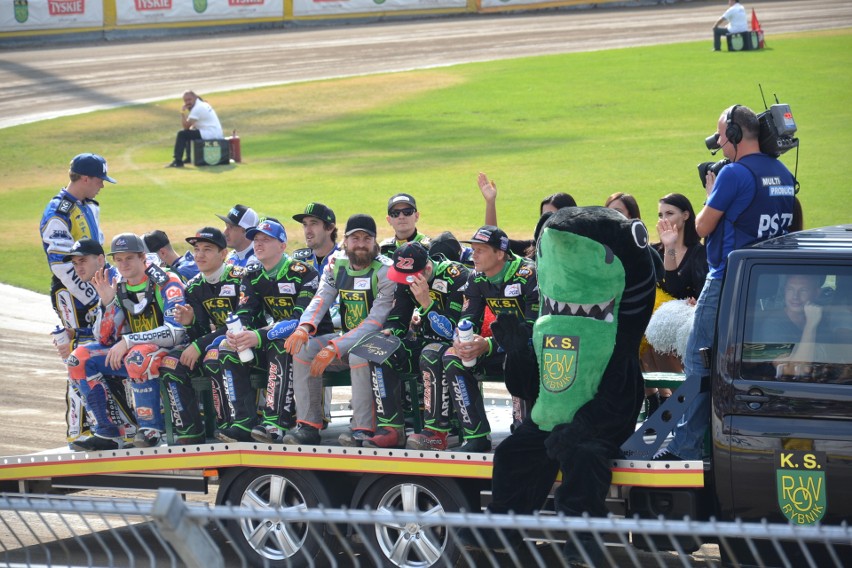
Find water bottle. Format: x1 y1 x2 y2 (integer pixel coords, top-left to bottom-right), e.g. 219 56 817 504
52 325 70 363
225 313 254 363
457 319 476 368
51 325 70 348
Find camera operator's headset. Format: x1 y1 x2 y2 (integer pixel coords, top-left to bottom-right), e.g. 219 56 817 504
726 104 743 147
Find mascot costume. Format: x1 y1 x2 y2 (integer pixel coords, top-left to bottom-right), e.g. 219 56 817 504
487 207 656 563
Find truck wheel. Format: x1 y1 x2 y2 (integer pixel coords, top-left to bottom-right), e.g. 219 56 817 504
224 469 331 568
361 476 467 568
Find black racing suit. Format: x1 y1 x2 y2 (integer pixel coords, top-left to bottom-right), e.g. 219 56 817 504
379 231 431 257
444 255 539 441
160 264 246 442
220 256 332 435
372 259 470 430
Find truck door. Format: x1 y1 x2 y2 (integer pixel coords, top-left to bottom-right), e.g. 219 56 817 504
715 262 852 526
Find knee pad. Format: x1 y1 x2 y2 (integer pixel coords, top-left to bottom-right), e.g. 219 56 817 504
202 348 221 376
67 345 93 382
125 344 167 381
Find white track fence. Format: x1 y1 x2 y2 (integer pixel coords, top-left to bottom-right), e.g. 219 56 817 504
1 490 850 568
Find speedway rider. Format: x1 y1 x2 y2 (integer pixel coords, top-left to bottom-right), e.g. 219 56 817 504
68 233 187 449
443 225 539 452
216 220 331 443
159 227 245 445
283 214 396 446
365 242 470 449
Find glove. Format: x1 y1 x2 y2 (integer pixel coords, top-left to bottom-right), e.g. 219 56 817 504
268 319 299 341
284 326 310 354
490 314 531 356
310 345 337 376
543 423 578 464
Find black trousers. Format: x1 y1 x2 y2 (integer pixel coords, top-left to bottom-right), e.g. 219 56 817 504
173 129 202 161
489 420 616 517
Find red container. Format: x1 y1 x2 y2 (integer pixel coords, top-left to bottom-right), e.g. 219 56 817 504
227 130 242 163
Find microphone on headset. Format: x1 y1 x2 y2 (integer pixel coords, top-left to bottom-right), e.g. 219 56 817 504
710 139 730 156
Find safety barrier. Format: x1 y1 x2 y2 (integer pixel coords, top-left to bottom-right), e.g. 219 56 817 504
1 489 849 567
1 0 643 42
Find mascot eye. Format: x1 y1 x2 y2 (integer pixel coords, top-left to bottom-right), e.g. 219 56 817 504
603 245 614 264
631 220 649 248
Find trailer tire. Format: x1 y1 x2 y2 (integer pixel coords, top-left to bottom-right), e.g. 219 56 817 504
223 469 332 568
361 476 467 568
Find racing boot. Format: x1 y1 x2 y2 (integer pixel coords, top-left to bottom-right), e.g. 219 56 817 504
251 424 285 444
362 427 405 449
133 428 163 448
406 428 449 451
458 436 491 453
338 429 372 447
214 425 253 443
71 434 123 452
281 423 321 446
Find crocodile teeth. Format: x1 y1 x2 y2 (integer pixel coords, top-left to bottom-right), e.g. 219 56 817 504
541 294 615 321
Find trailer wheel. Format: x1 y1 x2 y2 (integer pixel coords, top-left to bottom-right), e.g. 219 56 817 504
361 476 467 568
223 469 331 568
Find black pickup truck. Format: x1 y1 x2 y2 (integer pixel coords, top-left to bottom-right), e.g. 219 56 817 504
624 224 852 563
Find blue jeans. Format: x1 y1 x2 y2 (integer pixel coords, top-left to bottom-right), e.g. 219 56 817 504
666 276 721 459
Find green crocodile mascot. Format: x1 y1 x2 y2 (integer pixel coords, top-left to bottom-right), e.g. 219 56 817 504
486 206 656 564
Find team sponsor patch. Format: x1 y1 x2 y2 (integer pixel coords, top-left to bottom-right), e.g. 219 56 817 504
353 278 370 290
445 264 461 278
220 284 236 296
504 283 521 297
165 286 182 299
50 229 73 241
204 349 219 362
540 334 579 393
136 407 154 421
278 282 296 295
486 297 523 317
290 262 307 273
66 355 80 367
161 356 179 370
432 279 447 293
515 266 533 278
57 200 74 214
776 450 827 525
146 264 169 285
340 289 369 330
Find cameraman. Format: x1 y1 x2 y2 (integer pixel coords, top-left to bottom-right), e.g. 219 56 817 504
656 104 795 461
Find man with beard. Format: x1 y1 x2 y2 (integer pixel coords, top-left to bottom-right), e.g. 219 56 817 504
283 214 396 446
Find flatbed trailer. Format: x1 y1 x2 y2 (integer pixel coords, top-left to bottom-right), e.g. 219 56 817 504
0 388 702 568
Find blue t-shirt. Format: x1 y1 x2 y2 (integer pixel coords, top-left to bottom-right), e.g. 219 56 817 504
705 153 795 279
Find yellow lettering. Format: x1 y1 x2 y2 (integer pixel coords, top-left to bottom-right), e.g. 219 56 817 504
804 475 822 502
780 475 795 501
779 452 795 469
544 336 556 348
803 454 817 469
560 337 574 349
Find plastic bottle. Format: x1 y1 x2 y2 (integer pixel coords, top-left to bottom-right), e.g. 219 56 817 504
457 319 476 368
225 313 254 363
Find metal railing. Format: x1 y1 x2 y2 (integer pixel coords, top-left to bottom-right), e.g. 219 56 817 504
1 490 850 568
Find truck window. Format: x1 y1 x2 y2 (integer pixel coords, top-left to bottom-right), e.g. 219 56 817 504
742 266 852 384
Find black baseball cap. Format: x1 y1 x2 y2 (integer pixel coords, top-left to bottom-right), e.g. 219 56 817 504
428 231 462 262
344 214 377 237
142 230 170 253
70 153 117 184
186 226 227 250
388 242 430 285
293 202 336 225
387 193 417 213
108 233 145 255
62 238 105 262
216 204 259 230
460 225 510 252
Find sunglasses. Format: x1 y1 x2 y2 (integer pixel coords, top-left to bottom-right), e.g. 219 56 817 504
389 208 416 218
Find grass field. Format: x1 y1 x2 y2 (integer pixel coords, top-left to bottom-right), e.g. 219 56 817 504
3 30 850 294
